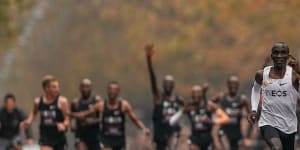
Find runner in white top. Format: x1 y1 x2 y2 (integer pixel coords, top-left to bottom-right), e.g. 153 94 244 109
248 42 300 150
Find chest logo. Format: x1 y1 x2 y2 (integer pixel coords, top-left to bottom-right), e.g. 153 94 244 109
163 101 170 107
88 104 93 108
279 82 288 86
232 102 238 108
200 109 206 114
190 110 196 116
114 110 120 115
50 105 56 110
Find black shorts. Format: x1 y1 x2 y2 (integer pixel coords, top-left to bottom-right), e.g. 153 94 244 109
154 140 168 150
222 125 242 149
75 137 100 150
189 133 212 150
101 136 125 150
260 125 295 150
39 135 67 150
222 125 242 141
75 131 100 150
153 131 173 150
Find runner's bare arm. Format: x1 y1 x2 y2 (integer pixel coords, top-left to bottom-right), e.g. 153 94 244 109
240 94 252 139
208 101 229 150
241 94 251 113
26 98 40 124
84 99 102 124
59 97 70 127
145 44 161 104
208 101 229 125
255 70 264 85
202 82 209 100
71 101 102 119
70 99 79 131
20 98 39 130
124 100 149 134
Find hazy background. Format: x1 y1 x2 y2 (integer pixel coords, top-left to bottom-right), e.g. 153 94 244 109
1 0 300 149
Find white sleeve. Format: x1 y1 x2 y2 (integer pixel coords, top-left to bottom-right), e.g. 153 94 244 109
251 81 262 112
169 110 183 126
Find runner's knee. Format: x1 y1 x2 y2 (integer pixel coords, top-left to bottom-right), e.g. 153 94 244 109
269 138 283 150
189 144 200 150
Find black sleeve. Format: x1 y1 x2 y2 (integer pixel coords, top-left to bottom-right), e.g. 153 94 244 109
0 108 3 131
18 108 27 121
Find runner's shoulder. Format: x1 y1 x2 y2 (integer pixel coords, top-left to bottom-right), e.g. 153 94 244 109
57 96 69 107
119 98 131 112
120 99 130 106
71 98 79 109
33 97 41 105
58 96 68 103
255 69 264 84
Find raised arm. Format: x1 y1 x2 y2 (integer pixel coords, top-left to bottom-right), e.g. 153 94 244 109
210 92 224 105
124 100 150 135
202 83 209 100
145 44 160 104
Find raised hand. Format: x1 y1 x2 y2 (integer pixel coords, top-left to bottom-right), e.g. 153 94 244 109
288 55 300 73
145 44 155 57
202 82 210 91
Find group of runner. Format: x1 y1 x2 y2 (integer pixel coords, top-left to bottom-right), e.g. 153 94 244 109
0 42 299 150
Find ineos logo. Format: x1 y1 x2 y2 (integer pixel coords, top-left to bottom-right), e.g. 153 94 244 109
264 90 287 97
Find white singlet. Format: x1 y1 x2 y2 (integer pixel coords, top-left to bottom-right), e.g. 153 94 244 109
259 66 299 134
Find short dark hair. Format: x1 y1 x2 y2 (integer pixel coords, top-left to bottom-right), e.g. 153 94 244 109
4 93 16 102
227 74 239 82
272 42 289 52
42 75 57 88
108 81 119 86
